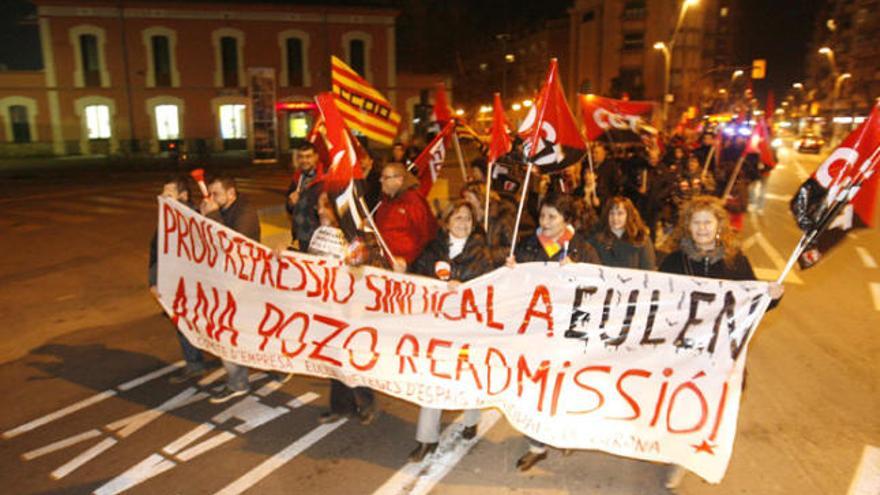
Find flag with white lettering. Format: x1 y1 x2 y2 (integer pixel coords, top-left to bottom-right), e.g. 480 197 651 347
790 102 880 268
410 120 456 197
578 94 655 141
517 58 586 173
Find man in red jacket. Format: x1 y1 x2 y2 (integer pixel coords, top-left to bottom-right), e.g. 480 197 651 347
373 162 438 271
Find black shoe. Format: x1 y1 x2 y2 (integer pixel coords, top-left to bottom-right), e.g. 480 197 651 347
357 403 379 425
270 372 293 384
462 424 477 440
317 411 345 424
408 442 438 463
516 451 547 472
168 367 207 384
209 386 248 404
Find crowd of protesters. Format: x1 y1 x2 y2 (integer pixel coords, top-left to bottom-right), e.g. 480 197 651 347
148 128 785 489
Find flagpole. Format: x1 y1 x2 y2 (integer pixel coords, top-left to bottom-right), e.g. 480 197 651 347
508 162 533 258
700 143 715 182
484 161 493 232
357 195 396 264
721 153 746 199
452 130 469 183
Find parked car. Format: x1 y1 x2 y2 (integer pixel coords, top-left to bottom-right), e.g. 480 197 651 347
796 134 825 154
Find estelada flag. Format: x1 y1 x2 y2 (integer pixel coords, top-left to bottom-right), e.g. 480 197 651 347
488 92 511 166
517 58 586 173
578 94 655 140
330 56 401 145
744 117 777 168
790 102 880 268
410 120 456 197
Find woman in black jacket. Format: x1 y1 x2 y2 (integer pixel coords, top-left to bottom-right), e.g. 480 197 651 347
659 195 784 488
588 196 656 270
507 194 600 267
506 194 600 471
407 200 492 463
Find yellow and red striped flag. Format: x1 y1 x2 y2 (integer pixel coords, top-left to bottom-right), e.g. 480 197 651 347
330 56 401 145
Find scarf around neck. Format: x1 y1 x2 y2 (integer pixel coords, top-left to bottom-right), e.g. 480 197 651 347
538 224 575 259
680 237 725 264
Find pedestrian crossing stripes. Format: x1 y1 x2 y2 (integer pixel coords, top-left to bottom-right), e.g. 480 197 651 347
3 362 503 495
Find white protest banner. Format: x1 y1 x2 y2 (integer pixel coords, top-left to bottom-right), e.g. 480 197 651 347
156 197 772 483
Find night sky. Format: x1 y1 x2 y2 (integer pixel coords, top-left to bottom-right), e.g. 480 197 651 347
0 0 825 104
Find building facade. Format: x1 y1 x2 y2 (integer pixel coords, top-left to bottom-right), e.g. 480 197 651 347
0 0 446 158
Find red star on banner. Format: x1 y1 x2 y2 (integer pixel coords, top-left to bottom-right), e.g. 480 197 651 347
691 440 716 455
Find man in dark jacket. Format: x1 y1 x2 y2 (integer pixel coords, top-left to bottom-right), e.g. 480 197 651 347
150 176 207 384
201 176 288 402
373 162 438 271
286 142 322 251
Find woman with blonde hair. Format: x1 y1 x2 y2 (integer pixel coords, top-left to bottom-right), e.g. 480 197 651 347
658 195 784 488
588 196 655 270
407 199 492 462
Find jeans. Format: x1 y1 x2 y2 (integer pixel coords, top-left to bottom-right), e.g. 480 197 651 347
415 407 480 444
222 360 249 391
176 330 205 371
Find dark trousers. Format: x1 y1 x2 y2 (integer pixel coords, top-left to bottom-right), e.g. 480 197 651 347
329 379 374 415
176 330 205 371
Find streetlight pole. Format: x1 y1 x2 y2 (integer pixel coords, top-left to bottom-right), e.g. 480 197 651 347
653 42 671 128
652 0 699 131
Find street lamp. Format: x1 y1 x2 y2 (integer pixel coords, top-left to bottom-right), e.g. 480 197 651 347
818 46 838 74
653 42 671 127
792 82 804 90
653 0 699 130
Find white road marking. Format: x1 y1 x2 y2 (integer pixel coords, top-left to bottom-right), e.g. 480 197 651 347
856 247 878 268
748 233 804 285
175 432 237 462
117 361 185 391
2 390 117 439
198 368 227 386
371 410 502 495
163 423 216 456
93 453 177 495
764 193 791 202
51 437 117 480
848 445 880 495
21 429 101 461
870 283 880 312
214 419 349 495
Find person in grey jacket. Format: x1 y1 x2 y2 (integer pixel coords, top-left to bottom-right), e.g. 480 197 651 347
587 196 656 270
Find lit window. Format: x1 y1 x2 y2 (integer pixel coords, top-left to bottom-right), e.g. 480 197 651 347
155 104 179 140
85 104 111 139
219 104 246 139
289 114 308 138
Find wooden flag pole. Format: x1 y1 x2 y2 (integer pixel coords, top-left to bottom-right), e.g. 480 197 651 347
452 131 469 183
357 195 396 264
721 153 747 199
508 162 534 258
484 161 493 232
700 144 716 182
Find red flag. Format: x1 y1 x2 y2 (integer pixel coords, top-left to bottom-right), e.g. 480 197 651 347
744 118 777 167
517 58 586 173
765 90 776 124
487 93 511 166
790 102 880 268
306 114 329 178
432 82 453 125
314 92 364 196
578 95 654 140
411 121 455 197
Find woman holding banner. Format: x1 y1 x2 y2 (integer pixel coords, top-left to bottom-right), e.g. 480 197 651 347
306 191 382 426
407 200 492 462
658 195 784 488
506 194 601 471
587 196 656 270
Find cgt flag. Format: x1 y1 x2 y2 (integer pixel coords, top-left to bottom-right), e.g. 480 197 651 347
314 93 371 240
410 120 456 197
744 117 777 168
517 58 586 173
789 102 880 269
578 95 655 141
330 56 401 145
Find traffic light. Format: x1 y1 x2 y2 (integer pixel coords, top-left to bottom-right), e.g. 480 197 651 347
752 59 766 80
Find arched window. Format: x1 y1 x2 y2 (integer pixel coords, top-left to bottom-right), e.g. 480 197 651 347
342 31 373 82
212 28 245 88
69 25 110 88
0 96 39 144
142 27 180 88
